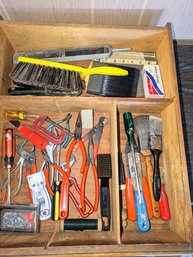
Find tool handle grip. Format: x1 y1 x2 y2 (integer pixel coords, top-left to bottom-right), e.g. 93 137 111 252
80 165 89 213
125 178 136 221
152 150 162 201
3 129 16 168
123 112 134 144
100 178 111 231
59 180 69 220
145 156 160 218
92 165 99 211
159 184 171 221
134 190 150 232
52 181 61 221
142 176 153 219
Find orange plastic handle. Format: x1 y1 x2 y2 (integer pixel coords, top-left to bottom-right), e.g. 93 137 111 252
80 165 99 213
142 176 153 219
44 166 54 196
66 139 76 176
159 184 171 221
80 165 89 212
79 140 87 174
92 165 99 211
66 139 86 174
145 156 160 218
30 164 37 174
59 179 69 220
125 177 136 221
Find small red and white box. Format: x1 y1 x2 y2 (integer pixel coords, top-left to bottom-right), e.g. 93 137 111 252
142 65 164 98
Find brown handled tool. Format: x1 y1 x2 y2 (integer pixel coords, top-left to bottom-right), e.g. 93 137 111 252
145 156 160 218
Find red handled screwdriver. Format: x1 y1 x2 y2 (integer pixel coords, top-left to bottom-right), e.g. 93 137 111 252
3 128 16 204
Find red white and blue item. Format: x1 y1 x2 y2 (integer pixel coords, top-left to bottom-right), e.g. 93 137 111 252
142 65 164 98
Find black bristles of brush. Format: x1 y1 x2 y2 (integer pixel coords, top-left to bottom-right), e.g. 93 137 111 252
97 154 112 231
87 61 139 97
9 62 85 96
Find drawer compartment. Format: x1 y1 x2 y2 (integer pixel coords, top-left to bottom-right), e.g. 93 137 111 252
117 101 192 249
0 98 119 249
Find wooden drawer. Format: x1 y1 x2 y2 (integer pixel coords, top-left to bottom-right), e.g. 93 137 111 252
0 21 192 256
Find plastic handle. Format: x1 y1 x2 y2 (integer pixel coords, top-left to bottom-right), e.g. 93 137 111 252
52 181 61 221
17 123 48 150
92 165 99 211
142 176 153 220
18 56 128 76
134 190 150 232
100 178 111 231
145 156 160 218
80 165 89 213
152 149 162 201
159 184 171 221
123 112 134 145
59 180 69 220
125 177 136 221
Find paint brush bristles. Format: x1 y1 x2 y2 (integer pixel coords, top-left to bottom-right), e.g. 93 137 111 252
149 116 162 150
149 116 162 137
134 115 149 150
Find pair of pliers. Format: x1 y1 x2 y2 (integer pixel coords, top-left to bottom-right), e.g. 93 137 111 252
66 113 86 175
80 133 99 213
73 116 108 160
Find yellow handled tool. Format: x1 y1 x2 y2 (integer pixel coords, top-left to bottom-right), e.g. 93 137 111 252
18 56 128 77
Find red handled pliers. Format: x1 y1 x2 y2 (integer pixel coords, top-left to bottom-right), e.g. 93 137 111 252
66 113 86 175
80 133 99 213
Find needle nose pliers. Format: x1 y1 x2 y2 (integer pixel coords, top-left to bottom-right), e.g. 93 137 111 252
66 113 86 175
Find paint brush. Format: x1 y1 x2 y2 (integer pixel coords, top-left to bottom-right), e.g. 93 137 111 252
134 115 160 218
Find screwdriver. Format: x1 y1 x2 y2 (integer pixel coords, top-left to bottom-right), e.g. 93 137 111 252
4 109 39 120
3 128 16 204
52 146 61 221
123 112 150 232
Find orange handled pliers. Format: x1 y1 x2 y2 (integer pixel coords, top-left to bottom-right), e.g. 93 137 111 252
66 113 86 175
80 133 99 213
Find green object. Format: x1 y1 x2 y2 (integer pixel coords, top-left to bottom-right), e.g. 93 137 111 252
123 112 134 145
